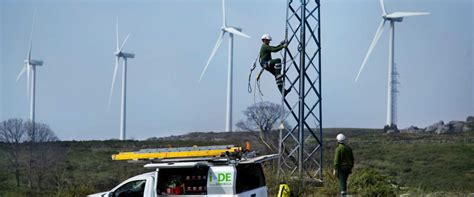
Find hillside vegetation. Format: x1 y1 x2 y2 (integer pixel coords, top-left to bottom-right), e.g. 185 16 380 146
0 129 473 196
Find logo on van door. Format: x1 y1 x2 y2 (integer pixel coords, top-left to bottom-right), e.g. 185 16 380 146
208 172 232 185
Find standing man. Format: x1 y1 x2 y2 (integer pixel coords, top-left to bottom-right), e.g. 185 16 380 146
333 133 354 196
259 34 290 96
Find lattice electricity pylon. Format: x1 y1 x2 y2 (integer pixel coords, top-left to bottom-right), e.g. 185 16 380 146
278 0 323 182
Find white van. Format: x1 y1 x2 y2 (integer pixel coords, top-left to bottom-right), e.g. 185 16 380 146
88 154 278 197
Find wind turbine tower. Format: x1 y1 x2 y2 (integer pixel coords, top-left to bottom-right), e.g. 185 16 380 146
16 14 43 126
355 0 429 128
199 0 250 132
109 18 135 140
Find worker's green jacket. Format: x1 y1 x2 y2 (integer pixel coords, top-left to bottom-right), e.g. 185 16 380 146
259 44 285 62
334 143 354 168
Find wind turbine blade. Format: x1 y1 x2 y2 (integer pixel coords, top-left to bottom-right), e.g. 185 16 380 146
385 12 430 18
109 57 119 106
27 43 32 63
199 31 225 82
356 20 386 81
16 65 27 82
116 17 119 51
119 33 131 52
222 0 226 27
224 27 251 38
27 11 36 62
379 0 387 15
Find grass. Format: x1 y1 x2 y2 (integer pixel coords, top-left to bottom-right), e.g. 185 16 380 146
0 130 473 196
352 134 474 192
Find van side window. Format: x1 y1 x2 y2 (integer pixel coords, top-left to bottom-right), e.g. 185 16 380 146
157 167 209 195
236 163 266 193
112 180 146 197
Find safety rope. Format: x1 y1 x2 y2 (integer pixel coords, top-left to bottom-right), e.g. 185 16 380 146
248 54 265 98
253 76 264 103
247 55 266 109
255 68 264 95
247 59 257 93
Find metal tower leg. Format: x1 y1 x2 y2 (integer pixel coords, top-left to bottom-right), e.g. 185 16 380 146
278 0 323 183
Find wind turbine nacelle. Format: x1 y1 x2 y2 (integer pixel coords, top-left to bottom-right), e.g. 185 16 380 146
116 52 135 59
25 59 44 66
230 26 242 32
222 26 242 32
383 16 403 22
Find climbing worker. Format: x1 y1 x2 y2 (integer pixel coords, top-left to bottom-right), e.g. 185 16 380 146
333 133 354 196
259 34 290 96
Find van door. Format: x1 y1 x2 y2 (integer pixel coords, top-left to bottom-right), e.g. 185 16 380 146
235 163 268 197
109 179 147 197
207 166 237 195
108 176 155 197
146 175 156 197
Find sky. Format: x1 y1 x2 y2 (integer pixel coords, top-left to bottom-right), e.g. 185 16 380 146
0 0 472 140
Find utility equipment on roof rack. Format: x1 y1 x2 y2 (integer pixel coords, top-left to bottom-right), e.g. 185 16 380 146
111 145 241 161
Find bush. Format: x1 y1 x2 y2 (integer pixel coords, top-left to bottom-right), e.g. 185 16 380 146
318 170 339 195
63 184 96 197
350 168 399 196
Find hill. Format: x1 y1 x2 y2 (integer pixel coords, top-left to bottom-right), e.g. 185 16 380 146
0 128 473 196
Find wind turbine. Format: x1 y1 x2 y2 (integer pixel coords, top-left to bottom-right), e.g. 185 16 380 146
199 0 251 132
355 0 429 128
16 13 43 126
109 18 135 140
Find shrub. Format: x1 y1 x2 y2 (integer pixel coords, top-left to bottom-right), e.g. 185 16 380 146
350 168 399 196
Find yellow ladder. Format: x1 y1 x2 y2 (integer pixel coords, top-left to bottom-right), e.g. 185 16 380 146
112 145 241 161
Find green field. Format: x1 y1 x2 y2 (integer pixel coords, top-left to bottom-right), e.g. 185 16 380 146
0 130 473 196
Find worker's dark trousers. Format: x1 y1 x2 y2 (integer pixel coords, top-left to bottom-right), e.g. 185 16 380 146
338 166 352 194
261 58 284 93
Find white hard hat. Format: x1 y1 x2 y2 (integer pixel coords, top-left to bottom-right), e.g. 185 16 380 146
336 133 346 143
261 34 272 41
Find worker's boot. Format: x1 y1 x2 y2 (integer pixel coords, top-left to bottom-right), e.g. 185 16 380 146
275 63 282 76
341 191 348 196
282 88 291 97
276 74 290 96
277 83 291 97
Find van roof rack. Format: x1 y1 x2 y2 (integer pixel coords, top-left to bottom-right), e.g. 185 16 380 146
142 154 279 169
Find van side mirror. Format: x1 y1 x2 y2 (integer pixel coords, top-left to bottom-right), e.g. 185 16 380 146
108 192 114 197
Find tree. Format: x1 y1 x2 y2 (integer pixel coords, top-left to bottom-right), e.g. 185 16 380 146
0 118 26 187
25 121 59 143
236 102 289 152
24 121 60 190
